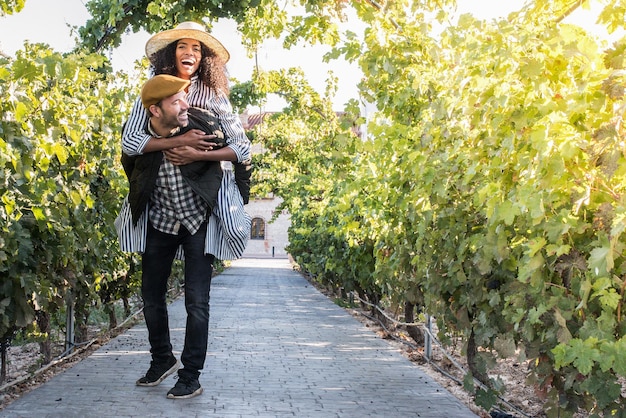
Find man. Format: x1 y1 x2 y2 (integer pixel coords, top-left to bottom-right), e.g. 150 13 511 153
125 74 230 400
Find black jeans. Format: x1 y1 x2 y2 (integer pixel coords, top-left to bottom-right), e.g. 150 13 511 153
141 221 214 380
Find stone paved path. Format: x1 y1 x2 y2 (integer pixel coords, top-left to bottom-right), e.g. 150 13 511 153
1 258 478 417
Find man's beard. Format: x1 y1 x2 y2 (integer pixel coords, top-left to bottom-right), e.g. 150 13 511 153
163 110 189 133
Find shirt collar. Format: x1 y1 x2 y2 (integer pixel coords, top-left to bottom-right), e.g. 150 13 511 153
188 75 198 93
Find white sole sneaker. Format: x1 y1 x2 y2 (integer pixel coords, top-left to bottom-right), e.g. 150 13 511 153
136 359 179 387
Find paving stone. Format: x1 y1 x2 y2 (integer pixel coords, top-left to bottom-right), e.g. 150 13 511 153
1 258 478 418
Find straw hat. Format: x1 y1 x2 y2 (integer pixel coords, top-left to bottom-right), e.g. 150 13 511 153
141 74 190 109
145 21 230 63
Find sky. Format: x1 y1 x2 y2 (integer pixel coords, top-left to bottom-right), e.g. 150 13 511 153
0 0 620 111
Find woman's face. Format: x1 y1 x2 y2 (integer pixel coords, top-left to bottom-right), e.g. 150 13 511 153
174 38 202 80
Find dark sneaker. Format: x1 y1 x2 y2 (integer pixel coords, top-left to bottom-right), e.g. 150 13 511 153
136 357 179 387
167 376 203 399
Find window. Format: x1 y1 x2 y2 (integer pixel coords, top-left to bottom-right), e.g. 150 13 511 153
250 217 265 240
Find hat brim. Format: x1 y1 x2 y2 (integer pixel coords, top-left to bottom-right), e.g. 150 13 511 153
145 28 230 63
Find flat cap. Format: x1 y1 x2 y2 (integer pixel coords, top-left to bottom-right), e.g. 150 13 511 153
141 74 190 109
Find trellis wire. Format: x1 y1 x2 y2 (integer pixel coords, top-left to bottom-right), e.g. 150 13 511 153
349 291 530 418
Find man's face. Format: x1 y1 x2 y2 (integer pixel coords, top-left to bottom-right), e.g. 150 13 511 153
157 90 189 129
175 38 202 79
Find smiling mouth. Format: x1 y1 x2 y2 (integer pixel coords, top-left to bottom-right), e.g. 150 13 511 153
181 59 196 66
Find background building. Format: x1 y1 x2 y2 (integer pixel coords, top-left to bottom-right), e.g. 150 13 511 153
240 111 291 259
242 196 290 258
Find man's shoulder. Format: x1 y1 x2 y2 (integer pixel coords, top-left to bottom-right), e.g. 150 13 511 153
188 106 219 124
185 107 226 145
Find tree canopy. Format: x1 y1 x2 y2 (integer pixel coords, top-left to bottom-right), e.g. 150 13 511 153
3 0 626 415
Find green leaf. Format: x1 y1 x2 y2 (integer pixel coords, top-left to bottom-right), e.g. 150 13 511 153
495 200 520 226
474 387 498 410
589 245 611 276
52 143 68 165
606 339 626 375
14 101 28 123
571 338 600 376
527 238 547 257
462 372 475 394
31 206 45 221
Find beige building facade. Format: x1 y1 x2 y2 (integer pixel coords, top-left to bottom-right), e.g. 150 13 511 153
242 196 290 258
240 110 291 259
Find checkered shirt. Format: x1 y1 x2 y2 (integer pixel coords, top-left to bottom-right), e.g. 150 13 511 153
147 123 208 235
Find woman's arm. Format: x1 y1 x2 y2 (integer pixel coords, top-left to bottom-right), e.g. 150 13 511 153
187 81 251 163
121 97 152 156
142 130 216 153
122 96 217 154
212 94 251 163
164 145 237 166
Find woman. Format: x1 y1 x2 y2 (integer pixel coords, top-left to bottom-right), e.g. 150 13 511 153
120 21 251 260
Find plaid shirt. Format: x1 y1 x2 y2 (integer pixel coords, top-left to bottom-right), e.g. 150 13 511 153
147 123 208 236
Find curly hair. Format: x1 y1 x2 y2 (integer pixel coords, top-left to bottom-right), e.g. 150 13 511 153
149 40 230 96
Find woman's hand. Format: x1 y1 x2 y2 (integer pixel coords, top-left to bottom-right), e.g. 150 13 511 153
178 129 217 151
164 146 204 165
164 139 237 165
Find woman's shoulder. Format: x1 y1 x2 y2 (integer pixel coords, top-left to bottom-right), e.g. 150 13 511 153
188 80 216 103
189 90 232 113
